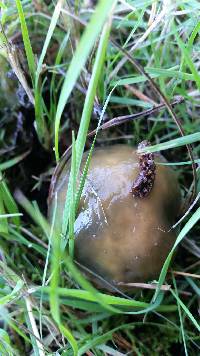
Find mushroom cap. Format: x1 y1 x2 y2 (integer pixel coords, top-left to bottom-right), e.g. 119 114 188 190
48 144 181 288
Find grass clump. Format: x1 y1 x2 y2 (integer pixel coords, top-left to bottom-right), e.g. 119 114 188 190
0 0 200 355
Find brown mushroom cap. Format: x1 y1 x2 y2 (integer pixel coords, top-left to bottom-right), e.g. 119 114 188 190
48 144 181 289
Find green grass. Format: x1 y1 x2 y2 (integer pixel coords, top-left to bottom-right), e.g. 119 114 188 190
0 0 200 355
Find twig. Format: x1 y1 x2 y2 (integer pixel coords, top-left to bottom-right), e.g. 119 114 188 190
74 260 132 299
88 96 184 136
169 192 200 231
10 316 50 353
184 260 200 273
15 226 48 249
117 282 171 291
124 84 157 105
172 270 200 280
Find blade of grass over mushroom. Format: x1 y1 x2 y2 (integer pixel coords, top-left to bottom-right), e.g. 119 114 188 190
139 132 200 153
75 18 112 171
61 18 112 238
54 0 116 161
153 206 200 302
75 82 119 213
68 132 76 258
15 0 36 81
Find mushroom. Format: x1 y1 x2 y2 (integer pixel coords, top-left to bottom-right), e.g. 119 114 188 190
48 144 181 289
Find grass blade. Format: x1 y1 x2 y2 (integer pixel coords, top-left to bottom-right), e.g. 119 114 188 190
170 288 200 333
54 0 116 160
15 0 36 80
68 132 76 257
75 82 119 212
61 17 113 238
34 0 64 147
0 172 20 227
49 31 70 123
0 150 30 171
139 132 200 153
172 275 188 356
153 206 200 301
175 27 200 91
35 0 64 82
